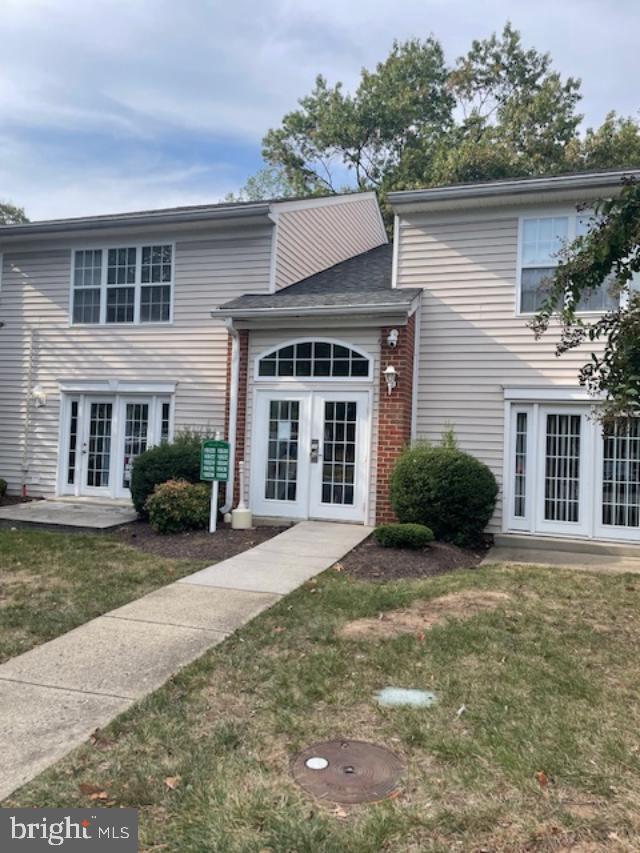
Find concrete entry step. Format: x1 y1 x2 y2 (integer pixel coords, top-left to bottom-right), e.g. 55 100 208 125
495 533 640 558
0 499 137 531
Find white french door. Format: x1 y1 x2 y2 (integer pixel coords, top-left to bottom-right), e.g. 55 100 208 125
60 394 172 499
251 389 370 523
506 404 640 542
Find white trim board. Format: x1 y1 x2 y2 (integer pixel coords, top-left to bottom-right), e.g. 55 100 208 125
58 379 177 394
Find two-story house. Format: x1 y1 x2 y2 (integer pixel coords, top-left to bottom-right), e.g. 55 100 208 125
1 169 638 546
0 192 387 512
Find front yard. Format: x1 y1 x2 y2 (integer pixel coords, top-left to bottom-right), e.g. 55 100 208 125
4 557 640 851
0 526 276 663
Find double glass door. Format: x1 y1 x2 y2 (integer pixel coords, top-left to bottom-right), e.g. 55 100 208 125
252 390 370 522
508 404 640 541
63 395 171 498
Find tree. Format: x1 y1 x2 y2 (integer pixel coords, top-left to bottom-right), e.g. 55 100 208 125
224 166 298 202
0 201 28 224
531 177 640 421
253 23 640 199
262 37 453 195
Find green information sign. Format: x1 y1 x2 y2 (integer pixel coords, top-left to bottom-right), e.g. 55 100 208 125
201 439 230 482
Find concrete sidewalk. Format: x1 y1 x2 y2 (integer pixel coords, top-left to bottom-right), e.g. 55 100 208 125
0 521 371 801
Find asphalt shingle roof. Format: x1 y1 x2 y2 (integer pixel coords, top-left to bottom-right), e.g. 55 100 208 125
219 244 421 313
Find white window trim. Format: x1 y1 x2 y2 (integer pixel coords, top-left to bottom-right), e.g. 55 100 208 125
254 337 374 383
515 209 621 318
69 241 175 327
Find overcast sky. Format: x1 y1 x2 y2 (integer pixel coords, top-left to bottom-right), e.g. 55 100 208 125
1 0 638 220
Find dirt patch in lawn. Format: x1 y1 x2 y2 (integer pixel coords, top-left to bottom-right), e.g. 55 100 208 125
337 536 484 581
338 590 511 640
111 521 283 562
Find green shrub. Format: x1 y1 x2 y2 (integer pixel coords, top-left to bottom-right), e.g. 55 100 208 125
145 479 211 534
0 478 7 498
131 432 205 517
374 522 434 549
390 444 498 546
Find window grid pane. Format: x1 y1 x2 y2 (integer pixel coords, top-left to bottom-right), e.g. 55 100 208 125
67 400 79 485
87 402 112 488
122 403 149 489
74 250 102 287
602 418 640 528
160 401 171 442
107 247 136 285
258 342 370 378
321 400 357 505
73 288 101 324
544 414 581 523
106 286 135 323
140 285 171 323
141 244 172 284
513 412 527 518
265 401 299 501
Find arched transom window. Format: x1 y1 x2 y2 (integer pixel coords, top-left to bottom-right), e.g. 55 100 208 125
258 340 370 379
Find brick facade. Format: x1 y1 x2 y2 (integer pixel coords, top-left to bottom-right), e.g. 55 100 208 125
375 314 416 523
223 329 249 508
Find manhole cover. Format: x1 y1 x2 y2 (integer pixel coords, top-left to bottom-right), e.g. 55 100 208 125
290 739 404 804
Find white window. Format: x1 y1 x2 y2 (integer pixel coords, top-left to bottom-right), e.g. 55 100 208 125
71 244 173 325
257 340 371 379
519 215 618 314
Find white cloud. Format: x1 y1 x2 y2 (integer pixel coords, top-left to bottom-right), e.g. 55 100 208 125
1 0 638 218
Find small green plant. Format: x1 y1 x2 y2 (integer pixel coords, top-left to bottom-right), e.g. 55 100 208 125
145 479 211 534
131 430 213 517
374 522 434 549
0 478 7 498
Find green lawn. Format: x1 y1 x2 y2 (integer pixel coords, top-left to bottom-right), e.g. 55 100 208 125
0 529 204 663
4 560 640 851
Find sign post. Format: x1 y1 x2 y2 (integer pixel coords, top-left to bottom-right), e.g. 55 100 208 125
200 434 230 533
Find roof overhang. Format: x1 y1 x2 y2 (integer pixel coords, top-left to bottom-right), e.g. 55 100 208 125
0 203 273 244
388 170 640 214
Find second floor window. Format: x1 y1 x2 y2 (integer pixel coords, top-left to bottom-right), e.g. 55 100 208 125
72 244 173 325
519 215 619 314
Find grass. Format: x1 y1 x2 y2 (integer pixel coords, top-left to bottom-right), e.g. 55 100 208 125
0 529 205 662
4 560 640 851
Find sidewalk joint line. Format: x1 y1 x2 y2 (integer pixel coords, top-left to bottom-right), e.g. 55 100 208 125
0 675 135 702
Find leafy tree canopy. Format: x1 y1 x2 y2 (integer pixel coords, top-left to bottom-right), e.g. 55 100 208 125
248 23 640 199
531 178 640 421
0 201 28 224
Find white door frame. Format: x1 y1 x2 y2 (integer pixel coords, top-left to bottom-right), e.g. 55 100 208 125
57 392 173 499
250 386 372 523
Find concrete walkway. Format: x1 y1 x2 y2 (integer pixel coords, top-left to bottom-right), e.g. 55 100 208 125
0 521 371 801
483 544 640 574
0 499 137 530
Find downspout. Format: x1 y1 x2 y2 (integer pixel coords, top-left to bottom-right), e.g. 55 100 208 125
220 316 239 515
22 326 34 494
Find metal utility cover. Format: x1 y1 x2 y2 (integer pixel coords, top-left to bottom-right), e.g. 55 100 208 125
291 739 404 804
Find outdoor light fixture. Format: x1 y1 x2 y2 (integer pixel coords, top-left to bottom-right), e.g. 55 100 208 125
32 385 47 408
384 364 397 395
386 328 399 348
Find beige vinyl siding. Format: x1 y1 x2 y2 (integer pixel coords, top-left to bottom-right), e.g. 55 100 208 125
274 196 387 289
244 327 381 525
0 226 272 496
396 206 599 531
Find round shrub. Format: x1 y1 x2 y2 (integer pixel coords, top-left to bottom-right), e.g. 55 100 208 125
374 522 434 549
0 478 7 498
390 445 498 546
145 479 210 534
131 434 203 517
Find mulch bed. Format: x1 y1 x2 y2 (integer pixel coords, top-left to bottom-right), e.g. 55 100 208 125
111 520 283 562
0 496 36 506
338 536 486 581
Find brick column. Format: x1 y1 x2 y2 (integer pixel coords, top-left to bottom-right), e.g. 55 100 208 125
223 329 249 508
375 314 416 523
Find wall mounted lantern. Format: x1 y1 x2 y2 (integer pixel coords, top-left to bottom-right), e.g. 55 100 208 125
384 365 397 395
32 385 47 408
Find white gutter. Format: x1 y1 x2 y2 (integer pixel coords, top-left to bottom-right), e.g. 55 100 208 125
216 299 419 320
219 317 240 515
